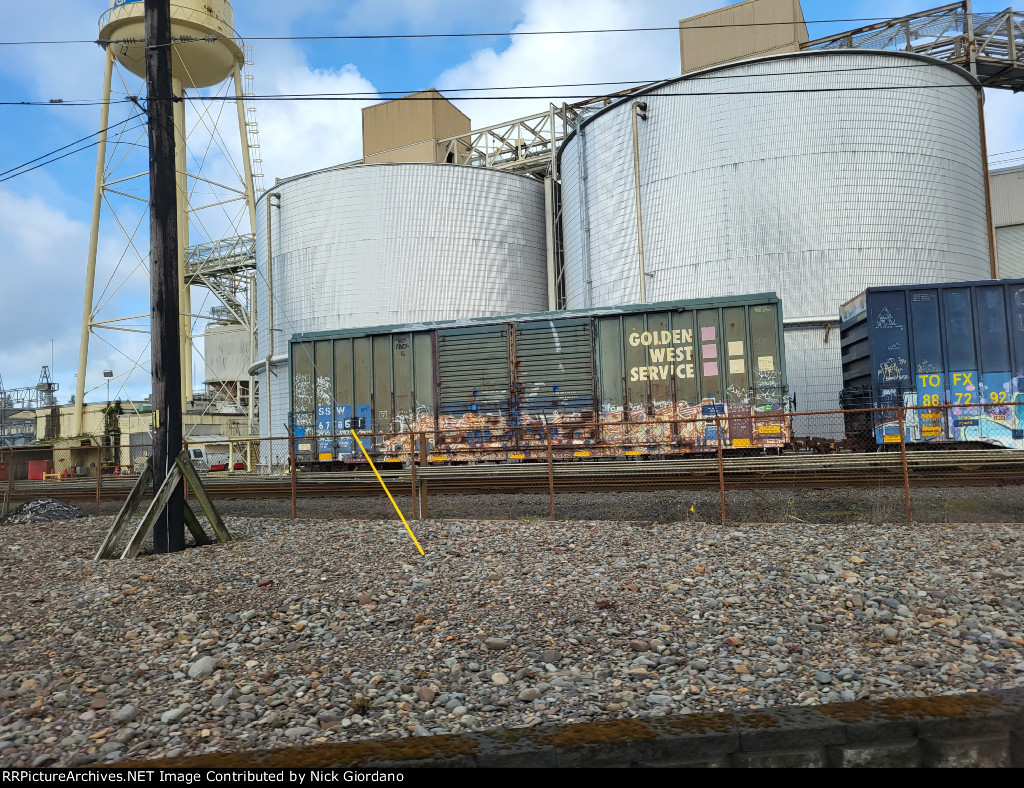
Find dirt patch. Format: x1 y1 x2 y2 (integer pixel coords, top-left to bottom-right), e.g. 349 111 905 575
818 694 1002 724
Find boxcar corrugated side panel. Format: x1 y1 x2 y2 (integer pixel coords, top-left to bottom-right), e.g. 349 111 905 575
515 318 596 447
290 294 791 461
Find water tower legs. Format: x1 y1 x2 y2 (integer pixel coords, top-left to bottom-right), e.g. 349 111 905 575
233 64 258 235
233 63 259 438
74 48 115 437
172 78 192 407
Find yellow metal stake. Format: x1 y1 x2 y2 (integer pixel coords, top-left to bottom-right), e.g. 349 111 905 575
352 430 424 555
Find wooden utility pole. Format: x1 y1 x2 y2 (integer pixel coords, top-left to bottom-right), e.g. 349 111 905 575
146 0 185 553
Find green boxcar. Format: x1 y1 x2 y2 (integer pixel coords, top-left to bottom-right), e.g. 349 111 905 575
290 294 790 463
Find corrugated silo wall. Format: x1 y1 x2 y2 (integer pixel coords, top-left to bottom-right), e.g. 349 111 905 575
253 163 548 443
559 51 993 437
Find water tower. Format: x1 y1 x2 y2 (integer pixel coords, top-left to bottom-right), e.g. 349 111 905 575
74 0 262 436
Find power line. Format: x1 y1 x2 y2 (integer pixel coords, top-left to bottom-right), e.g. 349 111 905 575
0 69 1014 183
0 120 132 179
182 84 990 104
0 99 134 107
0 118 144 185
244 60 990 98
0 59 996 109
0 13 1007 46
990 146 1024 157
1 79 998 112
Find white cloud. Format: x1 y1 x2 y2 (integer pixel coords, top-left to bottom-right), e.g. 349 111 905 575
249 43 378 183
242 0 339 29
338 0 524 32
0 0 108 110
435 0 727 128
0 186 150 402
0 188 90 388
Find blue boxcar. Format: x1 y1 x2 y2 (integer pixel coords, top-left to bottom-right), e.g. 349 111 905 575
839 279 1024 449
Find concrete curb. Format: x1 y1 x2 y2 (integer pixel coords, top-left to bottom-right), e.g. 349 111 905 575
117 688 1024 768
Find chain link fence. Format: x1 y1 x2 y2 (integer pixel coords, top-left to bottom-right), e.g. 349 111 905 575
4 404 1022 524
243 404 1023 524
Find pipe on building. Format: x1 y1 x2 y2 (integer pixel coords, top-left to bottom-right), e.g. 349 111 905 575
247 271 257 436
977 90 999 278
631 101 649 304
544 176 558 310
264 193 282 447
247 355 286 378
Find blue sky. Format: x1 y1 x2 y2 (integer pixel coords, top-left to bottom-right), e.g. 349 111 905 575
0 0 1020 405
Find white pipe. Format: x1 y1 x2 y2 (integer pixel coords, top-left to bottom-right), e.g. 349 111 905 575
544 176 557 310
248 355 286 378
264 193 281 450
631 101 649 304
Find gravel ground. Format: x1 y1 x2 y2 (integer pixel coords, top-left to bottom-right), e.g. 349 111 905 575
78 486 1024 523
211 485 1024 524
1 514 1022 768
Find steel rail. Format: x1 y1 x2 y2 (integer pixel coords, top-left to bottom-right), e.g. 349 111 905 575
9 450 1024 504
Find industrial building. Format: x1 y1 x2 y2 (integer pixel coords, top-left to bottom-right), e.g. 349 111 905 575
559 49 993 429
679 0 809 73
993 166 1024 279
253 160 550 442
54 0 1021 450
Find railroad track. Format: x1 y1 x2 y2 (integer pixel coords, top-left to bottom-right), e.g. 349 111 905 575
7 449 1024 505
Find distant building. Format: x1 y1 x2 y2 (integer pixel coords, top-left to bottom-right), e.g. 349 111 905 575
679 0 808 73
992 166 1024 279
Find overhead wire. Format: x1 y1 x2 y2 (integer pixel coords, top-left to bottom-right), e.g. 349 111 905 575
0 59 1011 110
0 98 135 106
0 13 1007 46
0 60 1015 185
182 84 995 103
0 118 145 185
0 119 133 179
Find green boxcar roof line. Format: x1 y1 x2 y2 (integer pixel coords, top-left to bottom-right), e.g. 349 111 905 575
291 293 783 345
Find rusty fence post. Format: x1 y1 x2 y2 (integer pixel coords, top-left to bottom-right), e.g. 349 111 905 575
547 425 555 521
418 434 429 521
3 450 12 517
96 446 102 517
288 427 297 521
714 412 726 525
409 431 419 521
897 406 913 523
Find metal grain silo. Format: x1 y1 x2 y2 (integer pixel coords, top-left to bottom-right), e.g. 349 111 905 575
253 163 548 441
559 50 994 432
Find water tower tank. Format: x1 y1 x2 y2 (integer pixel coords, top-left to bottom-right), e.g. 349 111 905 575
98 0 241 89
